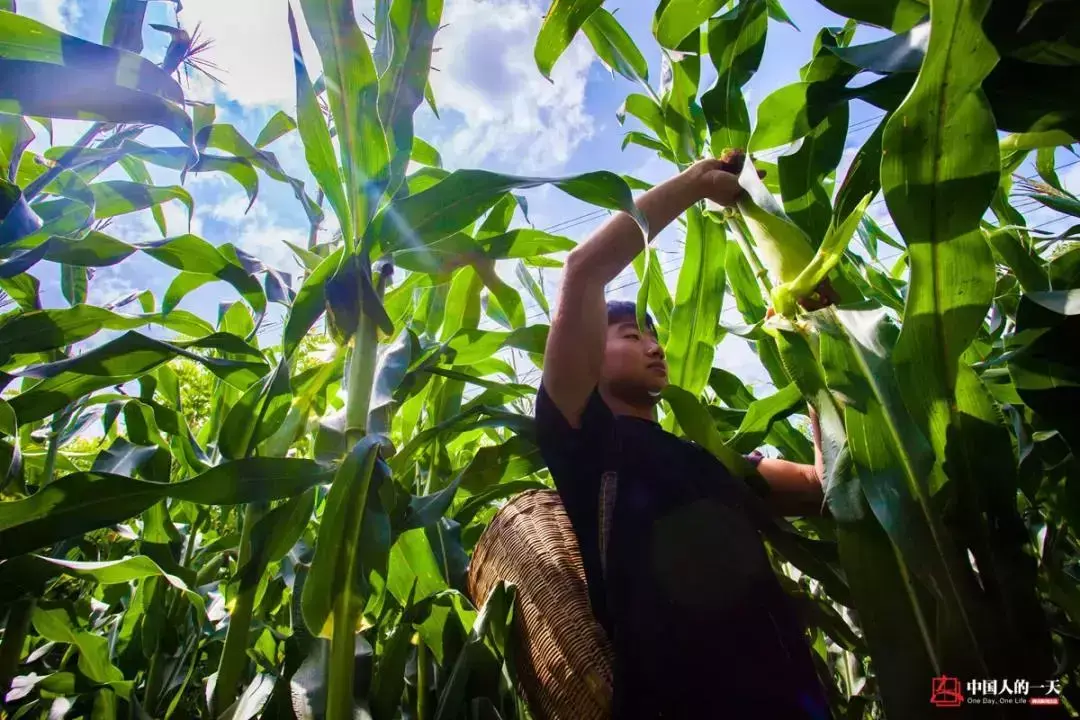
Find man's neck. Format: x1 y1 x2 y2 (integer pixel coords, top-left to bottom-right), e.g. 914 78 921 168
599 386 658 422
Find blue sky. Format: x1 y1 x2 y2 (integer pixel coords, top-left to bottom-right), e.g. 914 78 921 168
15 0 1080 391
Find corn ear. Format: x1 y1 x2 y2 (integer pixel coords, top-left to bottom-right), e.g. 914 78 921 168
735 194 816 283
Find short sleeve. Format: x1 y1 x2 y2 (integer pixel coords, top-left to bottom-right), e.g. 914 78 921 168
534 384 616 530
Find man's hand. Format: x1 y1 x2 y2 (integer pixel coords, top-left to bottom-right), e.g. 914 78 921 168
687 152 746 207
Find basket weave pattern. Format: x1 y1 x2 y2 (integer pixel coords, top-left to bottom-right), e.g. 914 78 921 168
467 489 615 720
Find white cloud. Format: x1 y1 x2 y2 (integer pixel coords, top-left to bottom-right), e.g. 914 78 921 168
17 0 80 33
430 0 597 170
171 0 321 107
206 192 309 276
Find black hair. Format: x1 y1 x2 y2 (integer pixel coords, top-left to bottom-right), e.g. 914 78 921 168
606 300 656 333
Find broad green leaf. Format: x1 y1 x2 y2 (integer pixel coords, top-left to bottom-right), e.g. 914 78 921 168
725 383 804 453
655 0 725 49
8 331 268 423
820 305 993 679
662 384 756 478
582 8 649 82
883 0 1000 496
516 261 550 321
666 207 726 397
378 0 443 192
411 137 442 168
284 247 344 358
219 358 291 460
89 180 192 227
139 234 267 322
300 0 389 238
833 114 886 223
534 0 603 80
368 169 647 258
0 11 193 148
288 6 351 244
0 458 331 558
1029 192 1080 219
60 263 86 306
9 554 205 618
302 436 385 638
827 21 929 73
617 93 666 138
102 0 148 53
1009 297 1080 452
31 606 126 690
254 110 297 148
700 0 767 155
778 105 847 245
813 0 926 32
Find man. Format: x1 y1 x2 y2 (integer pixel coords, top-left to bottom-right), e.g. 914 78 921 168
535 153 832 719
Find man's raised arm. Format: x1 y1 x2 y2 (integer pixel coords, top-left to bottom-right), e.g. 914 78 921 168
542 158 744 428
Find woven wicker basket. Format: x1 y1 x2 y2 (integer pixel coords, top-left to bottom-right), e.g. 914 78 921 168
467 489 614 720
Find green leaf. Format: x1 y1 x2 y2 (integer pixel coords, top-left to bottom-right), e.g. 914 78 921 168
8 554 205 618
102 0 148 53
777 105 847 245
813 0 926 32
725 383 804 454
1009 297 1080 452
139 234 267 322
284 247 343 358
0 458 331 559
700 0 768 155
60 263 86 306
828 21 929 73
0 11 193 148
833 114 886 223
655 0 725 49
288 6 351 245
31 605 125 689
662 384 756 478
582 8 649 82
299 0 389 238
882 0 1000 509
378 0 442 192
617 93 666 138
254 110 297 148
302 436 385 638
534 0 603 80
666 208 727 397
819 305 993 678
89 180 192 227
219 358 292 460
410 137 443 168
1029 192 1080 219
8 331 268 423
368 169 647 258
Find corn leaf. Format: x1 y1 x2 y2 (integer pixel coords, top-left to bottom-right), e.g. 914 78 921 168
0 458 331 559
301 435 385 638
582 8 649 83
534 0 603 80
288 6 351 244
368 169 646 258
813 0 926 32
666 208 727 397
0 11 193 148
654 0 725 49
300 0 389 239
700 0 767 155
254 110 297 149
378 0 442 193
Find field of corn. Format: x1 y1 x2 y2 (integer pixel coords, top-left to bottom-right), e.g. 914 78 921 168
1 0 1079 717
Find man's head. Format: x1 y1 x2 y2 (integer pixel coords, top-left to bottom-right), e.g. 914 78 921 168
601 300 668 406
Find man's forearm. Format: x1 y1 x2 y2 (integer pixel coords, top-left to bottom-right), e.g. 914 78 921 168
565 169 704 286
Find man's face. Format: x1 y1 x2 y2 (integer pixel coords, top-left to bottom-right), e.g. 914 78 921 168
601 321 668 400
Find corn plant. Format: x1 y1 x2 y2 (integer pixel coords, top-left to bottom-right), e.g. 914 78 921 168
2 0 1079 718
0 0 648 718
535 0 1080 716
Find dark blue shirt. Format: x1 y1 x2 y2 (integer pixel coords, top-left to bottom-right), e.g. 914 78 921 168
535 384 831 719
